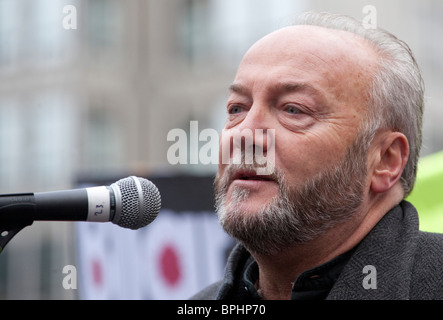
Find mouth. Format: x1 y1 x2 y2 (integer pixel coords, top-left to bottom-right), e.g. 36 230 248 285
232 170 276 183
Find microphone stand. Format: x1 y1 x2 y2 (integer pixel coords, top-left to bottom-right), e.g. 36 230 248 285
0 194 36 253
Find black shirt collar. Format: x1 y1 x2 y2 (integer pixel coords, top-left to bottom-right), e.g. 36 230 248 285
241 249 354 300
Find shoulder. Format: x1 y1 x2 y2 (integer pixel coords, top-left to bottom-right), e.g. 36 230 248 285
418 230 443 246
416 231 443 264
415 231 443 262
410 231 443 299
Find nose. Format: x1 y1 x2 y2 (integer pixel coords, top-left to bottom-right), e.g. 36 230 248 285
221 104 275 165
238 104 275 153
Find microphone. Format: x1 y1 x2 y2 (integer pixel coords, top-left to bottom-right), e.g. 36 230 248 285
0 176 161 230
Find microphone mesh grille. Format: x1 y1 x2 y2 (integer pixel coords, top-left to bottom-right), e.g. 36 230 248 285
114 177 161 229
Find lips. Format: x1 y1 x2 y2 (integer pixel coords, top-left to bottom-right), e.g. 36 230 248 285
232 170 275 182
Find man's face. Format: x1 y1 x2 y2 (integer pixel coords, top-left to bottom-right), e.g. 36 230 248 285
214 26 379 254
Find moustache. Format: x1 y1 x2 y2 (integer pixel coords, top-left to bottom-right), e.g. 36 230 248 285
217 163 283 192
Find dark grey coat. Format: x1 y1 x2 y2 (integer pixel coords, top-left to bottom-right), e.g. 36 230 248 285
191 201 443 300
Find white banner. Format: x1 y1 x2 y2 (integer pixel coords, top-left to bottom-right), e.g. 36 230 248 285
76 209 233 300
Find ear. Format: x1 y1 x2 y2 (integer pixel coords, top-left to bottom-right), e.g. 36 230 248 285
370 132 409 194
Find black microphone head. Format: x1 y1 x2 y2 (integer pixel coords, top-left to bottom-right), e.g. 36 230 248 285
110 176 161 230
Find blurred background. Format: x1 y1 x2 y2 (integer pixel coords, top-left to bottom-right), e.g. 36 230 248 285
0 0 442 299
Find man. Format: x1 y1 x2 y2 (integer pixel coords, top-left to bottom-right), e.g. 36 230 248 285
192 12 443 299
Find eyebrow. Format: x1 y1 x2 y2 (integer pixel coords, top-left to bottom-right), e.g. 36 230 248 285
228 83 248 94
229 81 325 101
279 82 318 94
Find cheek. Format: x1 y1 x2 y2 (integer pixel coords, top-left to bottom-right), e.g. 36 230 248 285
276 130 346 182
218 129 232 170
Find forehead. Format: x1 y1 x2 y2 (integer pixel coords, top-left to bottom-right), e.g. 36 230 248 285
234 25 378 108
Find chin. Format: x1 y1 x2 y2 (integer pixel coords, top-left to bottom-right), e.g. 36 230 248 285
227 191 275 215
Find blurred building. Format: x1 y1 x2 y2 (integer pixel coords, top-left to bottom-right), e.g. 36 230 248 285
0 0 441 299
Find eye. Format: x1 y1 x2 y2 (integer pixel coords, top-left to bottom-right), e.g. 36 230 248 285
284 104 303 115
228 104 244 114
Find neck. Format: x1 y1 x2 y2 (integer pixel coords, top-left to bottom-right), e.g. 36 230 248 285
251 187 404 300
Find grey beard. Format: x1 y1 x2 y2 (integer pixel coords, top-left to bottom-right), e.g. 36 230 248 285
214 132 369 256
